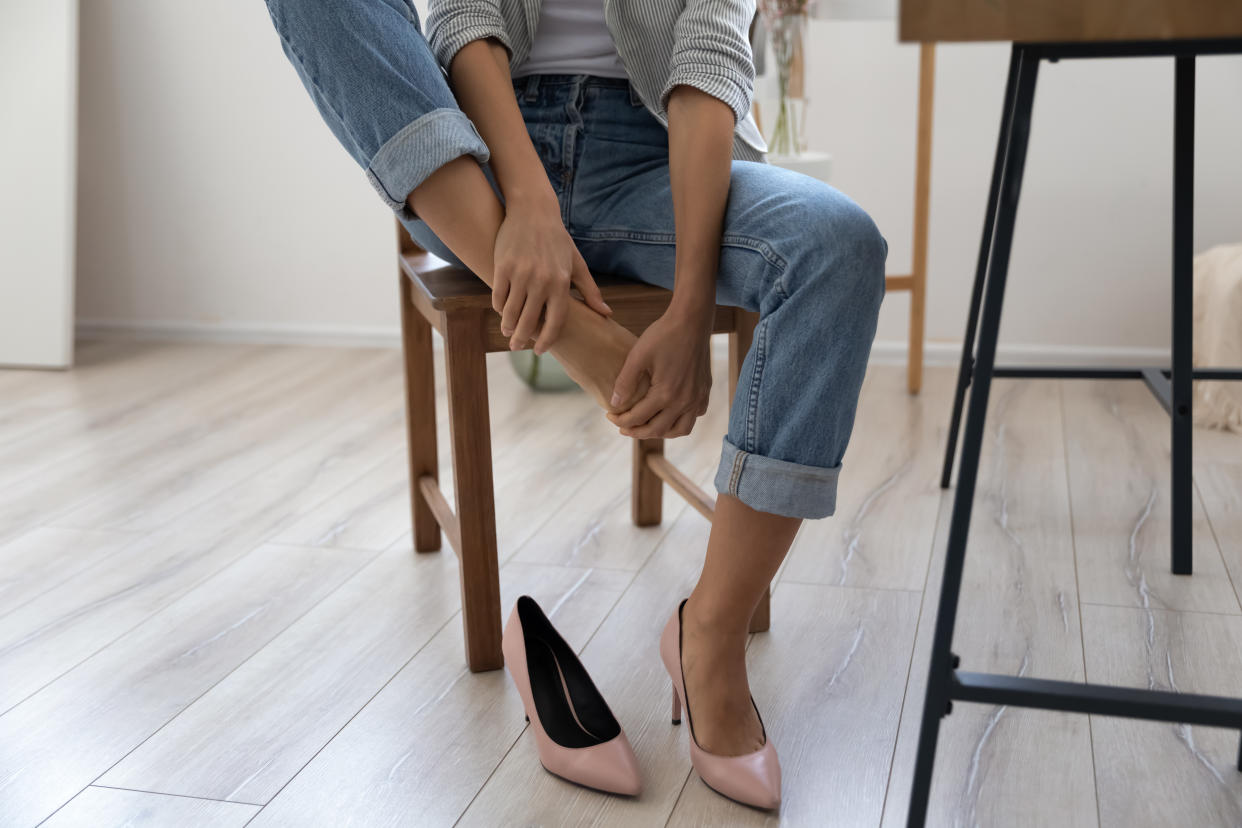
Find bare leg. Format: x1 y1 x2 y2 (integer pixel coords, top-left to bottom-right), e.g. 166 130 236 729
407 156 642 409
681 494 801 755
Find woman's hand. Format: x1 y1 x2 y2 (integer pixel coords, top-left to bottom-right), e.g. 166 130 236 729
492 198 611 354
606 304 714 439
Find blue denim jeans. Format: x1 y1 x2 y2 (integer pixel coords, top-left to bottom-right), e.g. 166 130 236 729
266 0 887 519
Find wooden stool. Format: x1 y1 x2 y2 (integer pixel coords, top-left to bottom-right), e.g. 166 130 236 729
396 223 771 672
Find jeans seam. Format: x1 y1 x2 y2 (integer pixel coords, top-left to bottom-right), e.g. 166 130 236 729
745 316 767 452
562 80 587 227
728 448 746 492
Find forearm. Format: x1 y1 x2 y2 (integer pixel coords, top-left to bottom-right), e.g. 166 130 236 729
666 85 735 328
448 39 558 212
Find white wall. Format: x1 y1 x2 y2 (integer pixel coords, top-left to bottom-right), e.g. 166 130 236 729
791 21 1242 357
76 5 1242 357
2 0 78 367
77 0 397 345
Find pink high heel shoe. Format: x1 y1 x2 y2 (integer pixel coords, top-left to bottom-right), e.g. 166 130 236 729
659 598 781 809
502 596 642 796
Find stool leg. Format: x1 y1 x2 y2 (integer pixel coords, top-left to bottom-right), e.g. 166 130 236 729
941 48 1022 490
909 46 1039 827
400 275 441 553
730 310 770 634
1170 56 1194 576
907 43 935 396
632 438 664 526
444 311 503 672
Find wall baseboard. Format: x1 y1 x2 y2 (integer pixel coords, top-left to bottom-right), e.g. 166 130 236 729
76 319 1172 367
869 339 1170 368
76 318 403 349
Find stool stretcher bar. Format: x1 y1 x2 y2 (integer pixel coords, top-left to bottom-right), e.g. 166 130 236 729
952 671 1242 733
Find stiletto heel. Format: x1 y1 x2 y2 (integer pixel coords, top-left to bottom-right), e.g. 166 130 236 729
502 596 642 796
659 599 781 810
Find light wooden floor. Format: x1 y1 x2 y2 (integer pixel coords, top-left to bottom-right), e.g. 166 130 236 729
2 340 1241 828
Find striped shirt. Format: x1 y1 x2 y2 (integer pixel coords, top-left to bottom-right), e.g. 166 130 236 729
424 0 769 162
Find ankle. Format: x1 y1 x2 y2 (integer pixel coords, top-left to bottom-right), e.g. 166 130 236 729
683 593 752 641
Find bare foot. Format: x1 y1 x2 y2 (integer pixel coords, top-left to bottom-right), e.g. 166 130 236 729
679 595 766 756
547 300 649 411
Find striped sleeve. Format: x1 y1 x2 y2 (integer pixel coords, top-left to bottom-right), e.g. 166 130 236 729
424 0 513 70
658 0 756 124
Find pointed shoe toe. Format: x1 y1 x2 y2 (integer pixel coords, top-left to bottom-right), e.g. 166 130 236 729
543 732 643 796
689 739 781 810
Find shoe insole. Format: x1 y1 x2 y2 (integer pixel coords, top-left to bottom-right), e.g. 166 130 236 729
520 599 621 748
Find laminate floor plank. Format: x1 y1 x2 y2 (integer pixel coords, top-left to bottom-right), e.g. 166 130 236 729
98 541 463 804
881 380 1098 827
0 542 372 827
782 366 952 592
47 348 401 534
249 562 633 827
0 347 379 544
0 403 406 713
0 344 297 492
42 786 259 828
269 451 415 552
1195 462 1242 607
0 342 239 449
1063 380 1239 614
1083 604 1242 827
0 526 136 618
0 339 128 396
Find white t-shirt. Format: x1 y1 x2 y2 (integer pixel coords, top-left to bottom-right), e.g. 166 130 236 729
511 0 628 78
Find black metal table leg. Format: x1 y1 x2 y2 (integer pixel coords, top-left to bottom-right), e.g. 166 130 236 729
1171 55 1195 576
907 44 1041 828
940 48 1023 490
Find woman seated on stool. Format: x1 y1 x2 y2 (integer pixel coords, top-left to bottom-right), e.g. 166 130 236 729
264 0 887 808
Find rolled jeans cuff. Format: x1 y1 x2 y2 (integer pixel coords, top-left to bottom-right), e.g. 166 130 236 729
713 437 840 520
366 108 490 221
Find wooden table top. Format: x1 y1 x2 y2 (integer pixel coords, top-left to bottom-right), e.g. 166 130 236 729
900 0 1242 43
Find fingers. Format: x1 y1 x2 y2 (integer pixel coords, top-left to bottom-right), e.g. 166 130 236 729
510 288 544 351
533 289 566 355
615 406 697 439
491 269 510 316
571 256 612 317
610 352 647 411
500 281 526 340
609 391 663 429
624 407 682 440
668 411 697 438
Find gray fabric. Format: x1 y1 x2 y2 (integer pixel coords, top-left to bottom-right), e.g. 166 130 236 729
424 0 769 162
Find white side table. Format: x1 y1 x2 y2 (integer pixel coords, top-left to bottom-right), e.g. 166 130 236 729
766 150 834 184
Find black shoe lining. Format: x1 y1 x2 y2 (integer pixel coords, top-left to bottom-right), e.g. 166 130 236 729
518 595 621 748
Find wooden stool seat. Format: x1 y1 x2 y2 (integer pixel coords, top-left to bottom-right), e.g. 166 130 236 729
401 251 745 351
396 229 769 672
